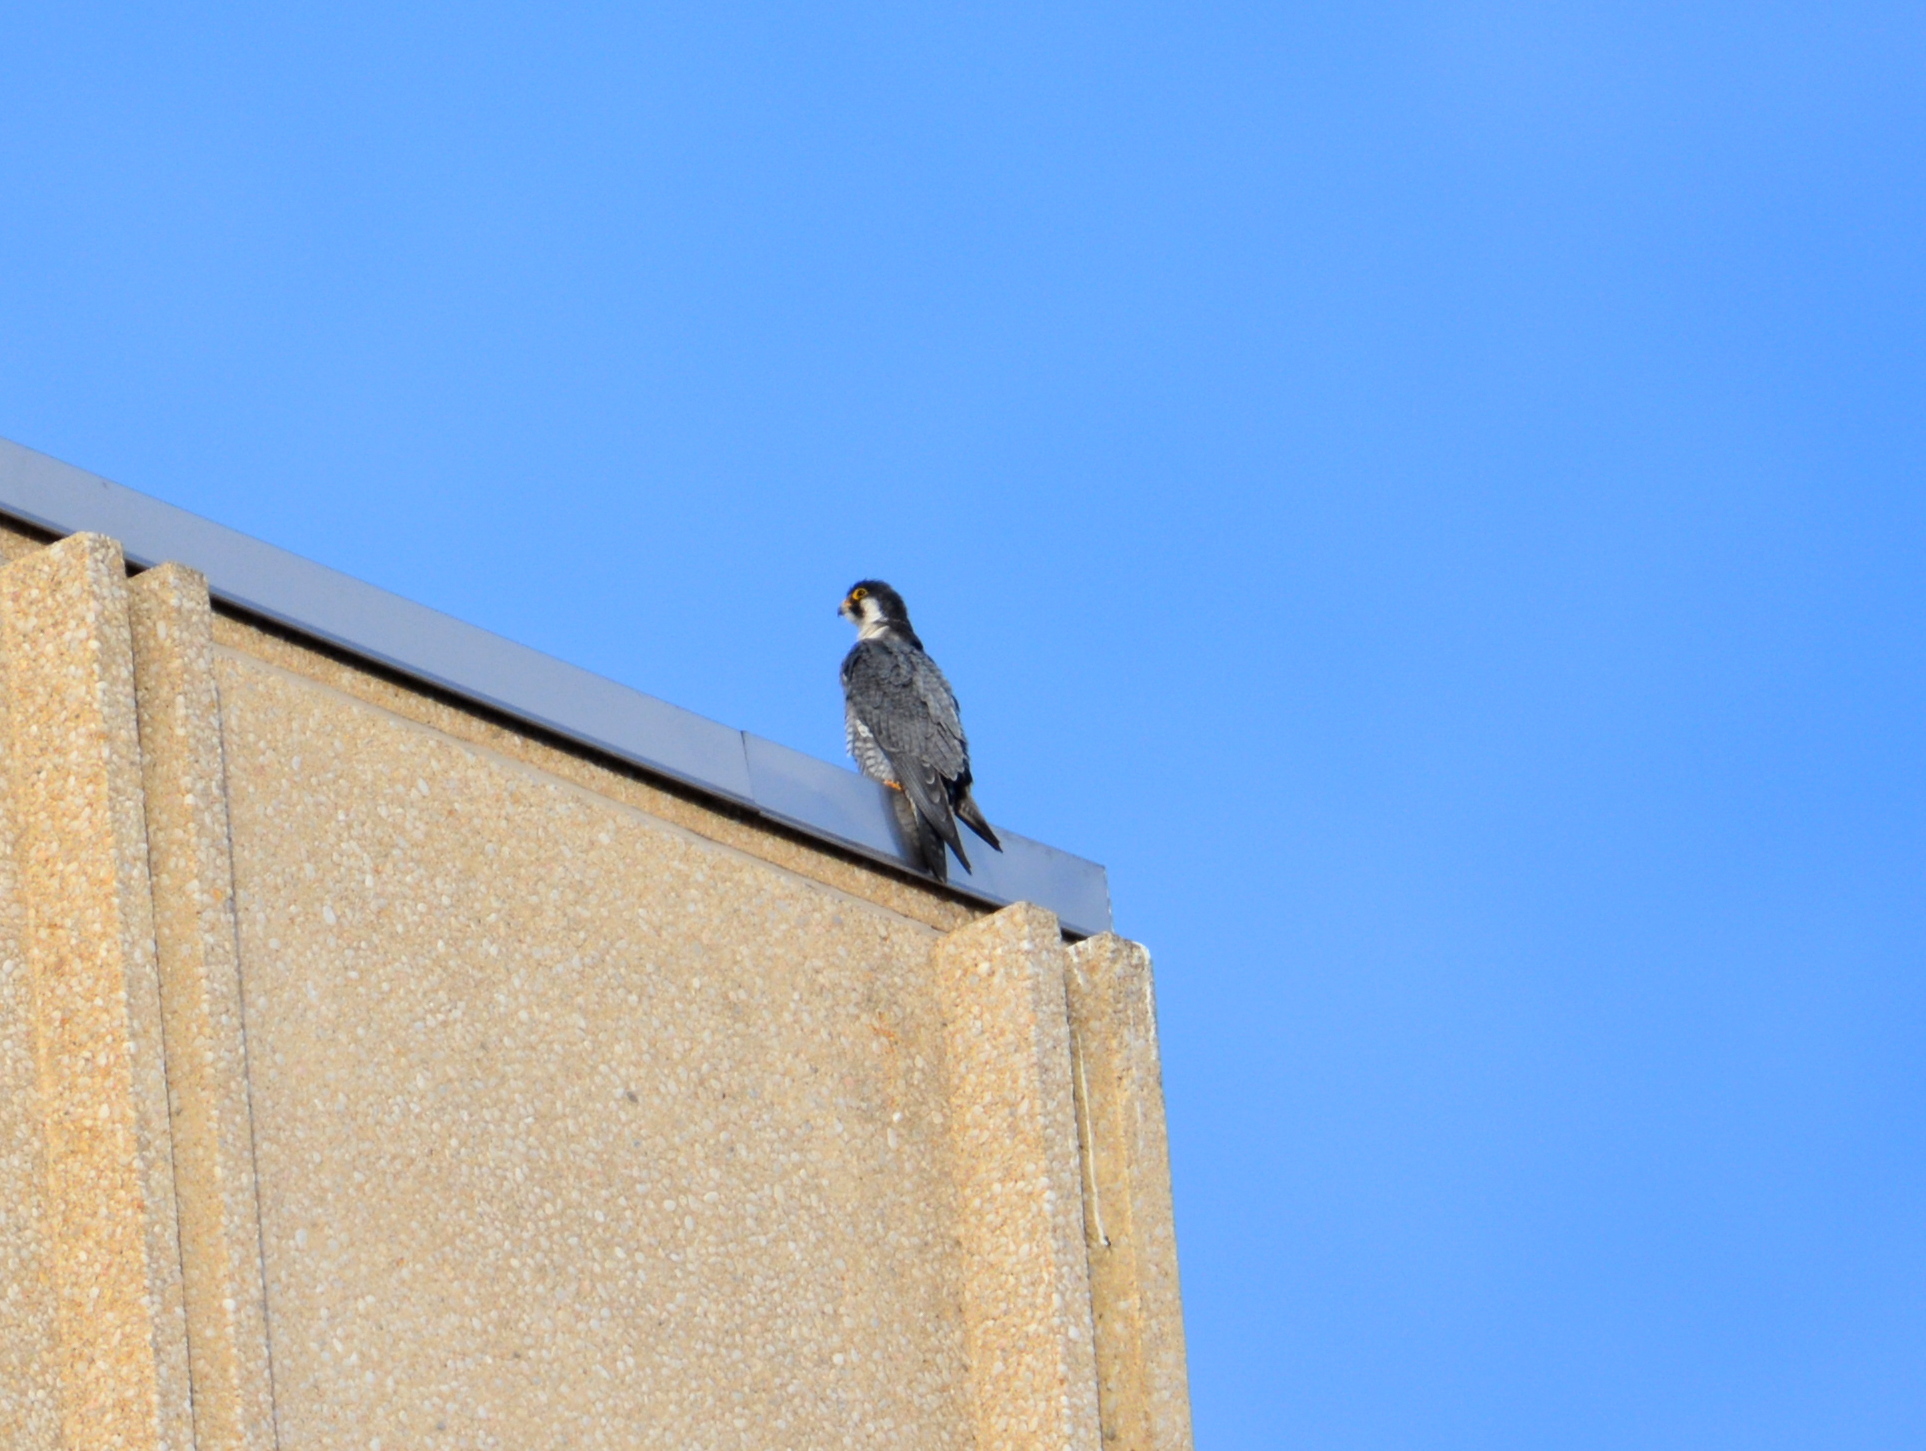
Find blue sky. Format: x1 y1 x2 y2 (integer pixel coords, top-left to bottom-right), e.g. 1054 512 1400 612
5 4 1924 1445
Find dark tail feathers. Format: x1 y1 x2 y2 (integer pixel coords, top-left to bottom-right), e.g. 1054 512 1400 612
953 783 1002 853
887 787 956 883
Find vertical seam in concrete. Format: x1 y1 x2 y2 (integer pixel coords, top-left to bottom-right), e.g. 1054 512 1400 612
1073 1046 1108 1250
217 682 285 1451
0 532 195 1451
128 563 281 1451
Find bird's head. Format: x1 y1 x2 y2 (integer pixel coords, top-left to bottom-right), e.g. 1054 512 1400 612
839 580 915 642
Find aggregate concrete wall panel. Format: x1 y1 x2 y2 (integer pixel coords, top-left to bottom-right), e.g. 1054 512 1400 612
1066 934 1194 1451
214 651 975 1449
0 767 58 1449
0 518 50 564
127 565 279 1451
932 904 1104 1451
0 534 195 1451
0 517 1188 1445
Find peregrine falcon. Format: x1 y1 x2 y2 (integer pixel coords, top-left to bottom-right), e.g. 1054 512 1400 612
839 580 1002 884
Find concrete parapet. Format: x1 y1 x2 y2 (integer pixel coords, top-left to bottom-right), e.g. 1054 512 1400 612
0 525 1191 1449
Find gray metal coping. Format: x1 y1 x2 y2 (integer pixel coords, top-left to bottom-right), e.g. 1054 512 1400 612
0 437 1112 936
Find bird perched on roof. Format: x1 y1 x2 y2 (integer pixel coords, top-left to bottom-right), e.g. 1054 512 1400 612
839 580 1002 883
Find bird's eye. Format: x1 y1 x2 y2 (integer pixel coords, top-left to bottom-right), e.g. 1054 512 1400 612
851 587 869 602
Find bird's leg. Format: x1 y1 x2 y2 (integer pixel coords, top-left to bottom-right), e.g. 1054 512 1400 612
883 780 904 792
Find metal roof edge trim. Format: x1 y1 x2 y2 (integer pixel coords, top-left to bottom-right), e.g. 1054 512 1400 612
0 437 1113 935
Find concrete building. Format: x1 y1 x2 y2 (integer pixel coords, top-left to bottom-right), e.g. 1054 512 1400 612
0 438 1190 1451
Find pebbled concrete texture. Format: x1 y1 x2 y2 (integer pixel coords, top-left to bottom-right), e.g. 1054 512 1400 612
0 524 1192 1450
931 904 1104 1451
0 534 194 1450
1066 935 1195 1451
215 647 973 1447
0 658 57 1450
126 565 278 1451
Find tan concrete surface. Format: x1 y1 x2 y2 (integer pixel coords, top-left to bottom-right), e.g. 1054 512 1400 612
932 904 1104 1451
0 534 194 1450
1066 934 1194 1451
0 518 54 564
215 647 974 1448
0 711 59 1449
127 565 279 1451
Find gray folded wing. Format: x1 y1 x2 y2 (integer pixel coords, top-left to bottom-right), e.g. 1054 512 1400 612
841 639 971 862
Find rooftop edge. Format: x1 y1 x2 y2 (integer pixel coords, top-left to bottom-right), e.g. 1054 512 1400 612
0 436 1112 937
